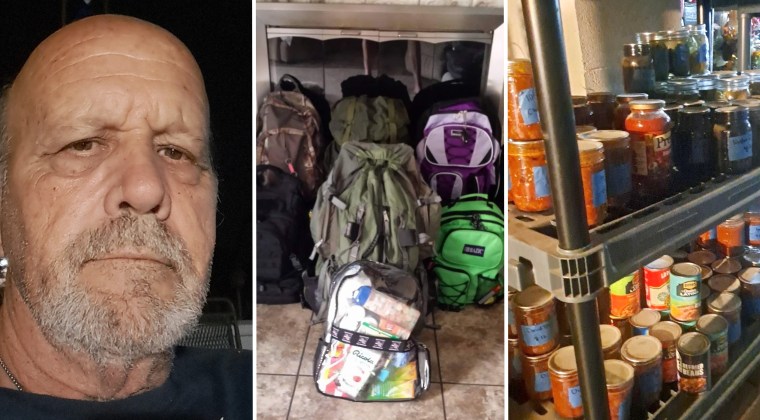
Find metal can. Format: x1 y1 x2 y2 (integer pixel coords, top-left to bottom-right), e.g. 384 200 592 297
669 263 702 322
649 321 682 384
700 283 711 314
707 274 741 295
644 256 673 311
670 313 697 333
604 359 635 420
630 308 662 336
676 332 711 393
610 272 641 318
610 315 634 343
521 345 559 401
741 249 760 268
514 286 560 356
549 346 584 419
687 250 717 266
621 335 663 418
738 267 760 319
695 314 729 378
601 324 623 360
700 265 713 283
507 287 518 339
706 292 742 345
711 257 743 275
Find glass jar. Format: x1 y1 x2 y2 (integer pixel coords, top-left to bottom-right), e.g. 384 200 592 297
589 92 618 130
600 324 623 360
549 346 584 419
686 24 709 75
514 285 559 356
716 75 751 101
604 359 635 420
674 106 714 185
521 345 558 401
733 99 760 167
714 70 738 79
637 32 669 81
745 69 760 95
714 106 752 175
577 140 608 227
621 335 663 419
575 125 597 139
573 95 594 126
717 216 746 257
507 140 552 212
707 292 742 344
694 75 718 101
669 79 700 104
614 93 648 130
579 130 633 210
663 29 691 77
746 209 760 247
664 103 683 126
507 60 542 141
649 321 682 384
695 314 728 378
626 99 673 204
622 43 656 95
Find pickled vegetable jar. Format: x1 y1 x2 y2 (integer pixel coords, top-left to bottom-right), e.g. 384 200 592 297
549 346 584 419
713 106 752 175
637 32 669 81
663 29 691 77
625 99 673 204
716 75 750 101
521 346 558 401
579 130 633 210
577 140 608 227
614 93 648 130
686 24 709 75
507 60 542 140
621 43 655 95
507 140 552 212
514 285 559 356
673 105 713 185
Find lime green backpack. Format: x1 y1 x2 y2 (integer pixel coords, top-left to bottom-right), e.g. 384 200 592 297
433 194 504 309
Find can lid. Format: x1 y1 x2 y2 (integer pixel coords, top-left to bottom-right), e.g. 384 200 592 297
646 255 675 270
701 265 714 282
630 99 666 110
701 283 711 301
687 250 717 266
604 359 635 388
621 335 662 364
677 332 711 356
739 267 760 284
600 324 622 349
577 139 604 154
696 314 729 335
708 274 741 293
650 321 683 343
711 258 743 275
548 346 578 376
514 285 554 310
630 308 662 329
707 292 742 313
672 262 703 278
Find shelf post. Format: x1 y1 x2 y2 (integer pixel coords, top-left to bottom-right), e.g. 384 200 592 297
520 1 609 419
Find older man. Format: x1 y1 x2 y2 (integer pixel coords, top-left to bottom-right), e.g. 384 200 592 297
0 14 251 418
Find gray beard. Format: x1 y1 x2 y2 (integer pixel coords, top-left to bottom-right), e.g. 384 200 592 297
16 215 209 367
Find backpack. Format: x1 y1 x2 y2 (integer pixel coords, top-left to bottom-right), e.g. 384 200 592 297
256 81 324 201
409 79 480 141
306 142 441 321
313 260 431 401
433 194 504 310
278 74 333 144
416 99 500 204
256 165 312 304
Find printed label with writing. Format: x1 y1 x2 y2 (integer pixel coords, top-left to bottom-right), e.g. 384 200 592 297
534 371 550 393
670 274 700 321
676 280 699 297
532 165 550 198
632 137 648 176
520 319 556 347
518 88 540 125
727 132 752 162
709 332 728 355
592 169 607 207
652 131 672 152
568 385 583 409
607 162 632 196
462 244 486 257
749 225 760 242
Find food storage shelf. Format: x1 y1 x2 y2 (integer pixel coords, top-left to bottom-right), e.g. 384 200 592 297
508 167 760 299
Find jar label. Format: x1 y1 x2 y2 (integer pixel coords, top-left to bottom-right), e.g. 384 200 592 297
652 132 672 152
569 385 583 408
670 273 701 321
534 371 550 393
520 319 556 347
532 165 550 198
607 162 632 196
518 88 540 125
750 225 760 242
632 140 648 176
592 169 607 207
697 43 708 65
727 132 752 162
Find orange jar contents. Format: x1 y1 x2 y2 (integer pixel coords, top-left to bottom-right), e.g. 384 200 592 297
507 140 552 212
625 99 673 205
717 216 745 257
746 210 760 246
549 346 584 419
514 286 559 356
579 130 633 210
521 345 559 401
507 60 542 140
578 140 608 227
604 359 635 420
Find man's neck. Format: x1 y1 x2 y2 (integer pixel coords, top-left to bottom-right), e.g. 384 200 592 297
0 284 173 400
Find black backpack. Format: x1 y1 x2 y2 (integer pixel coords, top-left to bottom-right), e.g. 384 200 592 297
256 165 312 304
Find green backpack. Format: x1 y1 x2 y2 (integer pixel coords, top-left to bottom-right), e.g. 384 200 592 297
433 194 504 309
307 142 441 321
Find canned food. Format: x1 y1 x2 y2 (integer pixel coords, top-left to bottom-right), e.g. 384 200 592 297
630 308 662 336
549 346 584 419
696 314 729 378
621 335 663 418
711 257 743 275
701 283 711 314
677 332 711 393
738 267 760 319
508 287 518 339
700 265 713 283
521 345 559 401
706 292 742 344
670 314 697 333
687 250 717 266
644 256 673 311
514 286 560 356
610 272 641 318
604 359 635 420
670 250 689 263
670 263 702 322
610 315 634 343
650 321 683 384
707 274 741 295
601 324 623 360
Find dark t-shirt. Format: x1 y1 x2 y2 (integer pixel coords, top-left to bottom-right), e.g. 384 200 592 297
0 346 252 420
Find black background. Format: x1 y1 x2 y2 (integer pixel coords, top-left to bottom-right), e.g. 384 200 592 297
0 1 253 319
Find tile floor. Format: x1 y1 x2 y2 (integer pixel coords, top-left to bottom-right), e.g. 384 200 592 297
256 301 505 419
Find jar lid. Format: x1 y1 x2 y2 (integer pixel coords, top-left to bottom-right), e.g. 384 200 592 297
514 285 554 310
714 106 750 121
735 99 760 110
679 105 710 115
577 139 604 154
588 92 616 103
600 324 622 349
696 313 729 335
645 255 675 270
507 139 546 156
579 130 630 144
718 75 751 90
548 346 578 376
630 99 666 110
713 70 738 79
707 292 742 313
623 43 651 57
704 101 733 110
650 321 683 343
604 359 635 388
708 273 741 293
663 29 689 40
687 250 717 266
739 267 760 284
711 257 743 274
678 332 711 355
521 344 559 362
694 73 720 80
630 308 662 329
697 78 715 89
616 93 649 103
669 79 698 91
621 335 662 365
572 96 589 106
636 32 661 43
664 104 684 113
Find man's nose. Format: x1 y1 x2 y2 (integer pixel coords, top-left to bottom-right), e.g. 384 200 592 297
104 144 171 220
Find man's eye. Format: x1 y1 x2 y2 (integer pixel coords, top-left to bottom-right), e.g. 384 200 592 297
159 147 192 161
68 140 96 152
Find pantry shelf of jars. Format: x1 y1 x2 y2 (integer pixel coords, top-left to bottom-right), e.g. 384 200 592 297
508 1 760 420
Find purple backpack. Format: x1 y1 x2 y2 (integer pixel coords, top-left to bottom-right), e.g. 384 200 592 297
415 101 499 203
